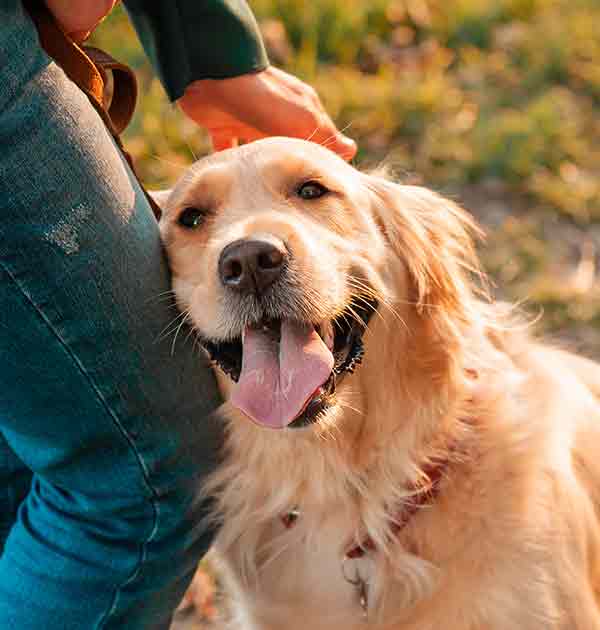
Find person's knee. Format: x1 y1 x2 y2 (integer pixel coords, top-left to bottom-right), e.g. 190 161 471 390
6 474 213 580
0 478 211 628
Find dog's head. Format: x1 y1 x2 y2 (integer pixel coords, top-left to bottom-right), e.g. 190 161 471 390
159 138 480 430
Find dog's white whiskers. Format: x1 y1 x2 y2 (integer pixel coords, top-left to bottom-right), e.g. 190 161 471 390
155 308 190 343
146 289 179 306
191 330 204 355
183 320 199 347
152 295 181 305
345 304 368 330
150 288 178 300
170 311 192 356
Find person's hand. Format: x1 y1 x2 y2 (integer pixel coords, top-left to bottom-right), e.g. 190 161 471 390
178 66 357 160
45 0 118 42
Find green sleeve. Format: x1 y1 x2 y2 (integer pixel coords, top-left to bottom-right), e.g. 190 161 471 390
122 0 269 101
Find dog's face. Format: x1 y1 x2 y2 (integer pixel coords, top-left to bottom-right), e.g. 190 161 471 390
159 137 478 431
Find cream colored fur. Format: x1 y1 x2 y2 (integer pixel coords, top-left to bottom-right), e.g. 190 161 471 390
159 138 600 629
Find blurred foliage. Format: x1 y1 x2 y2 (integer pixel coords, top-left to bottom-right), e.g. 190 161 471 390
92 0 600 354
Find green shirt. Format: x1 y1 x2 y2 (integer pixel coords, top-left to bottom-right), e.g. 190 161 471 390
122 0 269 101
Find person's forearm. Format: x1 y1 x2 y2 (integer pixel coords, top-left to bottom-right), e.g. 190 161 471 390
123 0 269 101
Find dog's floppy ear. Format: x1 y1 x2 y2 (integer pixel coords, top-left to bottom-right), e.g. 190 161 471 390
365 174 483 321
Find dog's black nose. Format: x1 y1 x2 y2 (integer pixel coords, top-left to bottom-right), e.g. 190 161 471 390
218 237 288 294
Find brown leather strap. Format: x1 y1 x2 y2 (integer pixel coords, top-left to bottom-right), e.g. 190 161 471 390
23 0 161 221
85 46 138 135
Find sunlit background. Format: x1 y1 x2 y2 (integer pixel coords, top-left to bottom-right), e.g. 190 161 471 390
92 1 599 624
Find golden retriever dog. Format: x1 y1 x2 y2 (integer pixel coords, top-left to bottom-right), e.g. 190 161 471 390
157 137 600 629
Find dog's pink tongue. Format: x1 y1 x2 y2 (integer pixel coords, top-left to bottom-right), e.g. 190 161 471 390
231 321 334 428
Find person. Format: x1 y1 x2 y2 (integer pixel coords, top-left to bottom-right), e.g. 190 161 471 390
0 1 356 628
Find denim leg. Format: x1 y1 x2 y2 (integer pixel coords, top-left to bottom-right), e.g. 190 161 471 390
0 3 223 629
0 434 32 552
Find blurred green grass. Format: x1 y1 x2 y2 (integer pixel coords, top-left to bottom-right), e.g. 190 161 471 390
92 0 600 355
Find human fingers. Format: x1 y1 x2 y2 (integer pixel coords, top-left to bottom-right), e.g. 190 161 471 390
180 69 356 160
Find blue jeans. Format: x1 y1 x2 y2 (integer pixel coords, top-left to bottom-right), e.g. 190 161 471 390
0 2 222 628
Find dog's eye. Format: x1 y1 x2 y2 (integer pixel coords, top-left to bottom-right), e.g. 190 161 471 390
177 207 206 229
297 181 329 200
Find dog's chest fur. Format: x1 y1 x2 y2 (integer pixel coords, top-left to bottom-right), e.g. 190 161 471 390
204 393 474 630
221 509 383 630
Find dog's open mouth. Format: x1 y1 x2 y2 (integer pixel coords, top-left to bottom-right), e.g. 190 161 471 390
201 297 378 429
